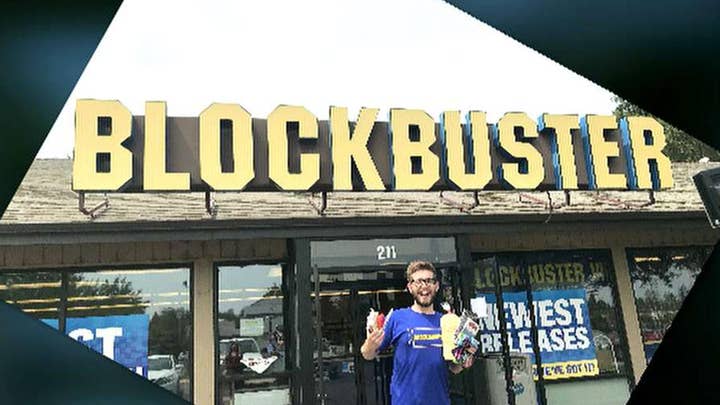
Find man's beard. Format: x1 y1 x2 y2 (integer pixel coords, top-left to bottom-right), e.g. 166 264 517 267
412 290 436 307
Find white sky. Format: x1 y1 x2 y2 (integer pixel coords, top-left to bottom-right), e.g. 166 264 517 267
37 0 617 159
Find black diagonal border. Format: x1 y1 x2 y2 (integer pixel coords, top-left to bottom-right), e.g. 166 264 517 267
1 1 719 403
445 0 720 148
446 0 720 403
0 2 188 404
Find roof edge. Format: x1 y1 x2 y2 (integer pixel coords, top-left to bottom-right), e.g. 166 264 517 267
0 210 713 246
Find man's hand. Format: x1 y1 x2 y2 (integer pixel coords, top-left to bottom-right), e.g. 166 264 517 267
462 353 475 369
361 327 385 360
449 347 476 374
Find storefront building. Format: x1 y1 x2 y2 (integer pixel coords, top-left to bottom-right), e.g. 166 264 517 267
0 159 717 405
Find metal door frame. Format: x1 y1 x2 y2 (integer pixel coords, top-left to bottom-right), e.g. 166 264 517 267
312 264 410 405
293 235 468 405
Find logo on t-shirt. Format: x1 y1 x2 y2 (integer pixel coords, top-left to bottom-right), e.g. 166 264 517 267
407 327 442 349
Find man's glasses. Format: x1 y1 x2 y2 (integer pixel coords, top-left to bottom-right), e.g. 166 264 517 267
410 277 438 287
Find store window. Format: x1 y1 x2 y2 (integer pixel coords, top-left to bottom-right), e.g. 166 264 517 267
473 250 632 405
627 246 712 364
0 271 62 325
217 264 289 405
0 267 193 402
68 267 192 401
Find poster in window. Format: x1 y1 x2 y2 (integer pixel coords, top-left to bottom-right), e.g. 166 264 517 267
477 288 599 380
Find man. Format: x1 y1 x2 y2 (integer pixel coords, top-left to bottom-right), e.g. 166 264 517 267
360 260 473 405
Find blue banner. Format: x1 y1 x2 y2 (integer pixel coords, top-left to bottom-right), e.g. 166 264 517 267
478 288 598 379
42 314 149 377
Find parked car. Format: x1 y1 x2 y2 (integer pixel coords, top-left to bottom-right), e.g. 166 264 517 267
148 354 180 394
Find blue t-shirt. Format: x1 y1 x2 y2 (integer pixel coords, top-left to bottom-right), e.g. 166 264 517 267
378 307 449 405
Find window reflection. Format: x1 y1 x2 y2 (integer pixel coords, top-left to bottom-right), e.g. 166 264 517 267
0 272 62 325
628 246 711 364
68 268 192 401
217 264 289 405
0 267 192 401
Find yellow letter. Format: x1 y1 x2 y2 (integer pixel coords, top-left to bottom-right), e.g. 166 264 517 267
442 110 492 190
267 105 319 190
581 115 626 189
497 112 544 189
541 114 580 189
622 116 673 189
199 103 254 190
330 106 384 191
72 99 132 191
390 109 439 190
144 101 190 190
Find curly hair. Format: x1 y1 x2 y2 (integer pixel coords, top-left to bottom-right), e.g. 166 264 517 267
405 260 437 282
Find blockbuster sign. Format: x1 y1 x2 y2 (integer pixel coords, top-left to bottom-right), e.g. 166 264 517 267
71 100 673 192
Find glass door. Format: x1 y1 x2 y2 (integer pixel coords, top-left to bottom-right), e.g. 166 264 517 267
355 285 410 405
313 287 356 405
305 237 465 404
311 270 411 405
